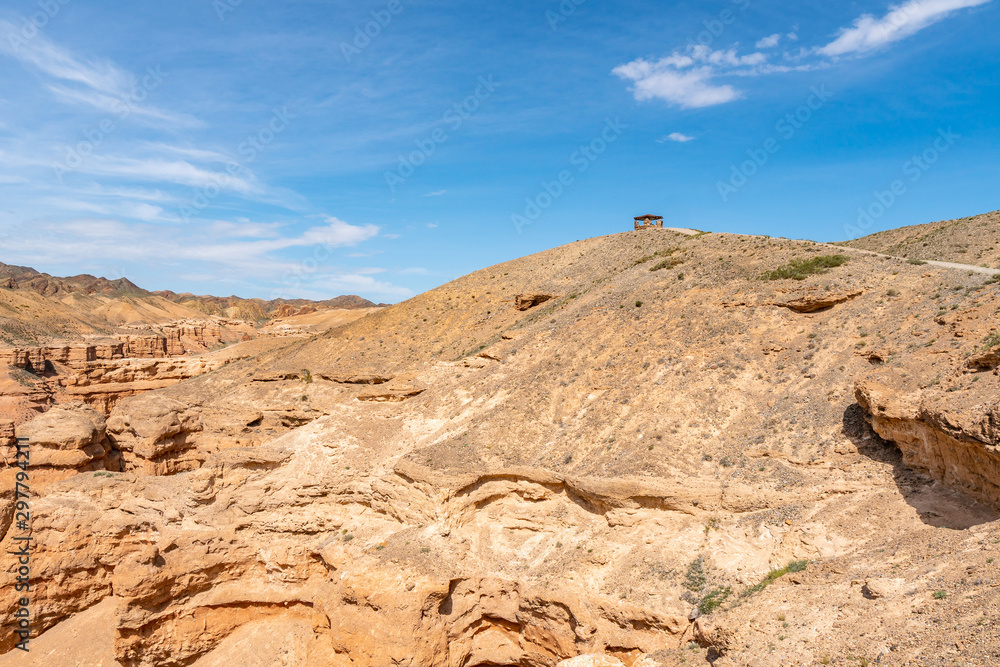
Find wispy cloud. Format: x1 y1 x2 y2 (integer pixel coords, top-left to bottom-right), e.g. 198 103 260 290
74 155 259 192
819 0 990 56
658 132 696 143
423 190 447 197
0 19 129 95
614 0 989 108
0 18 196 126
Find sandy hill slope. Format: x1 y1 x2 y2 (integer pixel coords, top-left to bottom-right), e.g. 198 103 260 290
841 209 1000 268
0 261 381 344
4 227 1000 666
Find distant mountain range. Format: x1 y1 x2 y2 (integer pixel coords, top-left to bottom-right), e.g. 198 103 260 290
0 261 384 345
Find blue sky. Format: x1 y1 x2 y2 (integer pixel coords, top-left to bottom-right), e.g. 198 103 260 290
0 0 997 302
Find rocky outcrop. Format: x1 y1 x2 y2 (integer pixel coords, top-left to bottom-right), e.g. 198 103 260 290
0 344 125 373
773 288 863 313
515 293 556 311
967 344 1000 370
117 320 226 357
0 351 235 420
106 397 206 475
856 380 1000 507
10 404 120 477
0 405 121 542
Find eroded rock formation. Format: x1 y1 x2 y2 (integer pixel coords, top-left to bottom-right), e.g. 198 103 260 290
6 230 1000 666
857 380 1000 507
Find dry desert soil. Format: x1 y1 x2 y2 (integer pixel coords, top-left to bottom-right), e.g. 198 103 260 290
3 212 1000 666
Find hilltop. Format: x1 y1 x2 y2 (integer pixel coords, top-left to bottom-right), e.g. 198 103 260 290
3 220 1000 666
841 209 1000 268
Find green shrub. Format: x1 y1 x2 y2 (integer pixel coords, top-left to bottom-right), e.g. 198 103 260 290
761 255 849 281
698 586 732 615
742 560 808 597
907 258 928 265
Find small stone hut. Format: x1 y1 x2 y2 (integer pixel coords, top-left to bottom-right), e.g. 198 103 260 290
634 214 664 230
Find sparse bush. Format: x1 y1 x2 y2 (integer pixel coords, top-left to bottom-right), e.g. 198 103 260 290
650 257 683 271
761 255 849 281
301 369 313 383
907 258 927 265
933 590 947 599
698 586 731 615
634 246 679 266
742 560 808 597
684 557 707 592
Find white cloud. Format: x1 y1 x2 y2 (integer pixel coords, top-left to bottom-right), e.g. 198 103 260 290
820 0 990 56
294 217 379 249
614 0 987 107
0 215 386 292
756 34 782 49
658 132 695 143
613 61 739 108
423 190 447 197
613 45 772 108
